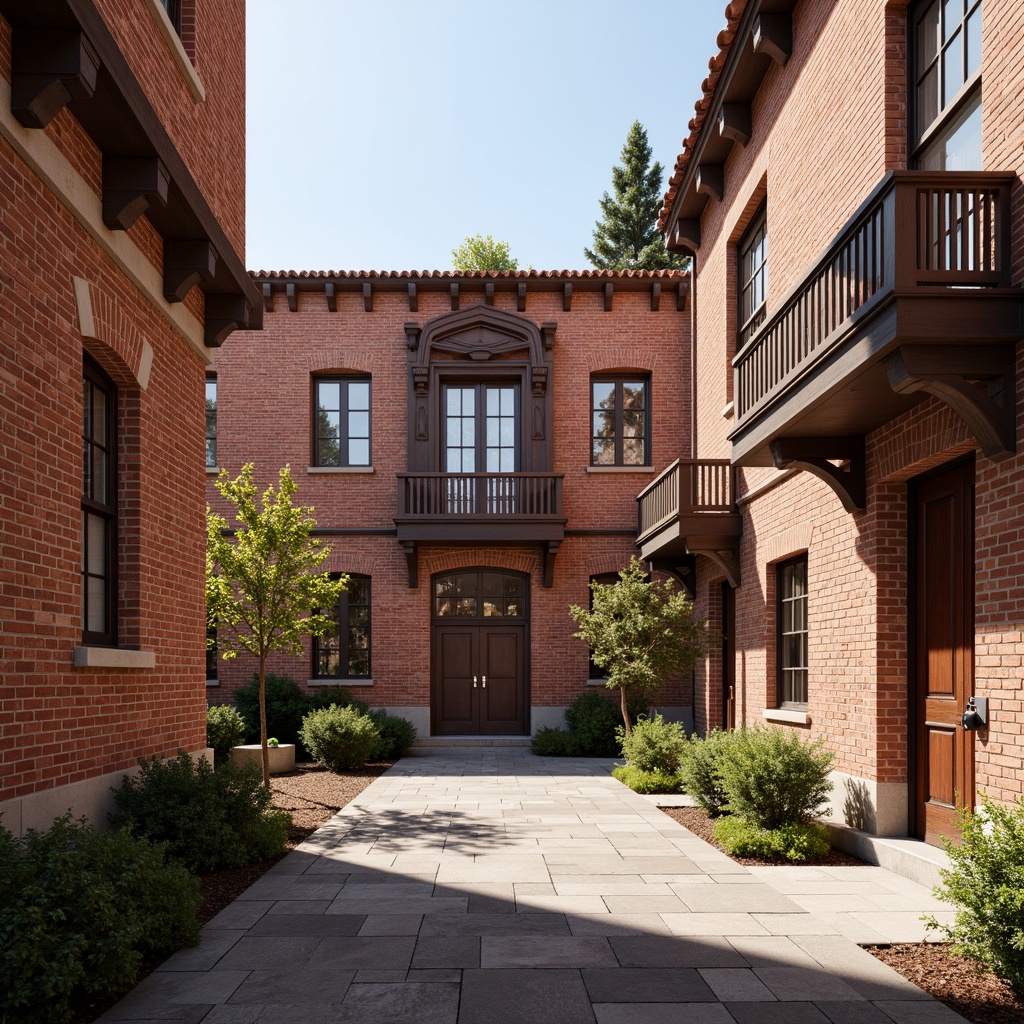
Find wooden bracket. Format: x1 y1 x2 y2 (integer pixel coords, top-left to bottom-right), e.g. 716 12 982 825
753 13 792 65
484 282 494 306
325 282 336 312
517 282 527 312
204 294 250 348
362 282 372 312
603 282 613 312
404 322 421 352
401 541 418 588
563 282 572 312
163 240 217 303
688 548 740 589
286 282 297 312
450 282 459 311
650 282 661 312
646 555 697 598
719 104 752 146
12 30 99 129
677 278 690 312
696 164 724 202
102 158 169 230
770 436 867 512
541 322 557 352
671 219 701 253
261 283 273 312
542 541 561 588
886 345 1017 460
408 282 418 312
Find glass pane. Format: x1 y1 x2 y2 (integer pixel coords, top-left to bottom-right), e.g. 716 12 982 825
87 575 106 632
593 438 614 465
349 439 369 465
623 438 645 465
87 513 105 575
92 447 107 504
486 420 498 446
499 420 514 446
486 449 498 472
462 420 475 446
319 437 341 466
446 388 462 415
500 388 514 415
348 381 370 409
623 410 643 437
593 411 614 438
919 92 981 170
349 411 369 438
623 383 645 410
592 382 615 409
917 0 940 72
499 449 514 472
942 30 963 107
455 598 476 616
317 382 340 411
917 65 939 137
82 439 91 498
92 388 106 445
446 450 462 473
461 389 475 415
965 6 981 76
348 577 369 604
941 0 960 42
348 651 369 677
320 410 340 438
486 388 499 415
483 600 500 617
82 378 91 436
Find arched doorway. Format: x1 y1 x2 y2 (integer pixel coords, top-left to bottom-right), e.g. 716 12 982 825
431 568 529 735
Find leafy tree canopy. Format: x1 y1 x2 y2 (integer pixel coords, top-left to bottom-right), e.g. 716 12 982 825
570 556 708 734
584 120 688 271
207 464 346 784
451 234 519 271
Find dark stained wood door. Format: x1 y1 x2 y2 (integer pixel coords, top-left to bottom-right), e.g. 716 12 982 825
912 459 974 846
722 581 736 731
433 624 527 735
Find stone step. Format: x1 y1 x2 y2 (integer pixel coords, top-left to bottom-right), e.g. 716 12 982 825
825 822 951 890
409 735 533 752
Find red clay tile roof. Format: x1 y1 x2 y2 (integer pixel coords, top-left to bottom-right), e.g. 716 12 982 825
250 269 686 280
657 0 748 233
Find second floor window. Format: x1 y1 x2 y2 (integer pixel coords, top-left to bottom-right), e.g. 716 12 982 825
314 378 371 467
738 204 767 348
205 377 217 467
591 377 649 467
912 0 982 170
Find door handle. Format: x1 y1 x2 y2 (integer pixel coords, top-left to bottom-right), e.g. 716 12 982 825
482 675 487 688
473 675 478 688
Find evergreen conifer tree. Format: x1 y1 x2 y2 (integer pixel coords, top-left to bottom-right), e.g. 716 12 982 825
584 121 687 271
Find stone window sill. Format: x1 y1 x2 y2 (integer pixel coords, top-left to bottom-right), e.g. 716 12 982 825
206 679 219 687
206 465 220 475
307 679 373 687
586 678 609 686
143 0 206 103
763 707 810 726
586 466 656 474
73 647 156 670
306 466 375 475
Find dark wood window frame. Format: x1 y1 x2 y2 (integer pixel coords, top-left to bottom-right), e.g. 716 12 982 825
82 355 117 646
160 0 182 33
776 554 808 709
910 0 982 167
312 574 372 680
738 202 768 350
205 375 217 468
590 375 651 467
312 376 372 468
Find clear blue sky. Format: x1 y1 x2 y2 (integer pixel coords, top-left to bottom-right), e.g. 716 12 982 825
246 0 727 273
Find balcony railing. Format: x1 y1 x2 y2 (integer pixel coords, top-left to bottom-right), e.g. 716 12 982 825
397 472 564 519
636 459 735 544
733 171 1014 425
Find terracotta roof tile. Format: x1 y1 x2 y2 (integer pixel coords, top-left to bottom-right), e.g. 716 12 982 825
250 268 686 280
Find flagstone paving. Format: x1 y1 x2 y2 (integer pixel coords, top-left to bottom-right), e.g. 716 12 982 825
99 750 964 1023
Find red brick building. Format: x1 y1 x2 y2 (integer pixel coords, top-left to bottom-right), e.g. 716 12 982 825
0 0 259 833
206 270 693 738
649 0 1024 846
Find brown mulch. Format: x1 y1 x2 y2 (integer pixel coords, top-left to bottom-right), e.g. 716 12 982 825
659 803 1024 1023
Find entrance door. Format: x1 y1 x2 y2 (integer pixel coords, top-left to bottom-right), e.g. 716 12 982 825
721 581 736 730
911 459 974 846
432 569 528 735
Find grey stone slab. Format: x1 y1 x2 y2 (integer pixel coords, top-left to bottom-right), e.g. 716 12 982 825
698 967 778 1001
790 936 933 1001
755 967 866 1002
602 894 690 914
406 968 462 983
582 967 717 1002
726 1004 831 1023
336 981 460 1023
468 894 515 913
594 1005 737 1024
104 971 249 1009
411 935 480 968
482 934 616 968
676 884 804 914
196 1008 263 1024
326 896 469 915
334 882 436 899
353 970 409 983
609 934 747 968
751 913 839 935
213 935 321 970
309 935 416 970
567 913 672 936
662 913 770 936
358 914 424 936
204 901 272 931
237 877 343 901
234 1006 348 1024
815 1002 917 1024
266 899 331 914
459 968 594 1024
97 1007 213 1023
871 1001 970 1023
228 966 355 1004
245 913 365 937
156 930 246 972
727 935 822 968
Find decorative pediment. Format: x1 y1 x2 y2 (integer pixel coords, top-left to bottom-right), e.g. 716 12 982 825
411 304 549 370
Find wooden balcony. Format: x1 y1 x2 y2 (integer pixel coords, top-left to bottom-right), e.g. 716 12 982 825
636 460 741 587
395 472 566 587
730 171 1024 484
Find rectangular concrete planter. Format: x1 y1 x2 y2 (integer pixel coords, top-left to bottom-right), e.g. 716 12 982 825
228 743 296 775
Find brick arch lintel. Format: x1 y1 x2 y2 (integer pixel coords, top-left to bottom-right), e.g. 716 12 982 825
74 276 152 389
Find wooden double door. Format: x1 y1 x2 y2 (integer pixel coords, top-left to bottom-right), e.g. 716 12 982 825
911 459 975 846
431 569 529 736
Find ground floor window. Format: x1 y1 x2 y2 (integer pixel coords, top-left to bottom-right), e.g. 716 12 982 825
776 555 808 707
313 574 371 679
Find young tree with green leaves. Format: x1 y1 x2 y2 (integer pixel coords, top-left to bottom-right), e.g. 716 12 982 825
206 464 346 786
584 120 687 271
570 556 709 736
451 234 519 271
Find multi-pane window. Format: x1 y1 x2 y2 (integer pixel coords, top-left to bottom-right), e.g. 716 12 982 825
206 620 218 683
738 204 768 348
433 570 525 619
314 378 371 467
591 377 649 466
82 357 116 645
913 0 982 170
313 574 371 679
205 377 217 468
160 0 182 32
776 556 808 708
587 573 619 679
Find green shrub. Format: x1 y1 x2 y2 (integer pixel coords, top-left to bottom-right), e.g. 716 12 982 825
925 796 1024 997
369 709 417 760
713 816 831 862
679 729 733 816
612 764 685 794
110 751 289 872
234 672 310 749
531 726 578 757
0 814 199 1024
564 690 648 757
206 703 247 765
617 713 687 773
718 726 833 829
300 705 380 771
307 684 371 717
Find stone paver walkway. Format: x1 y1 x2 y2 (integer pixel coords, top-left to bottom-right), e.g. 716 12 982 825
100 750 965 1023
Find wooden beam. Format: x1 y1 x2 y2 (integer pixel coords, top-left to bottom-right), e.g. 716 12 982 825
401 541 418 588
325 281 336 312
101 157 169 230
671 219 701 253
650 282 661 312
11 29 99 128
261 283 273 312
686 549 739 589
450 282 459 311
696 164 724 202
753 13 792 65
163 240 217 303
204 294 250 348
407 282 418 312
887 345 1017 460
517 282 526 312
677 278 690 312
770 437 866 512
542 541 561 588
603 282 613 312
485 282 494 306
563 282 572 312
541 322 557 352
286 282 297 312
719 103 752 146
647 555 696 598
